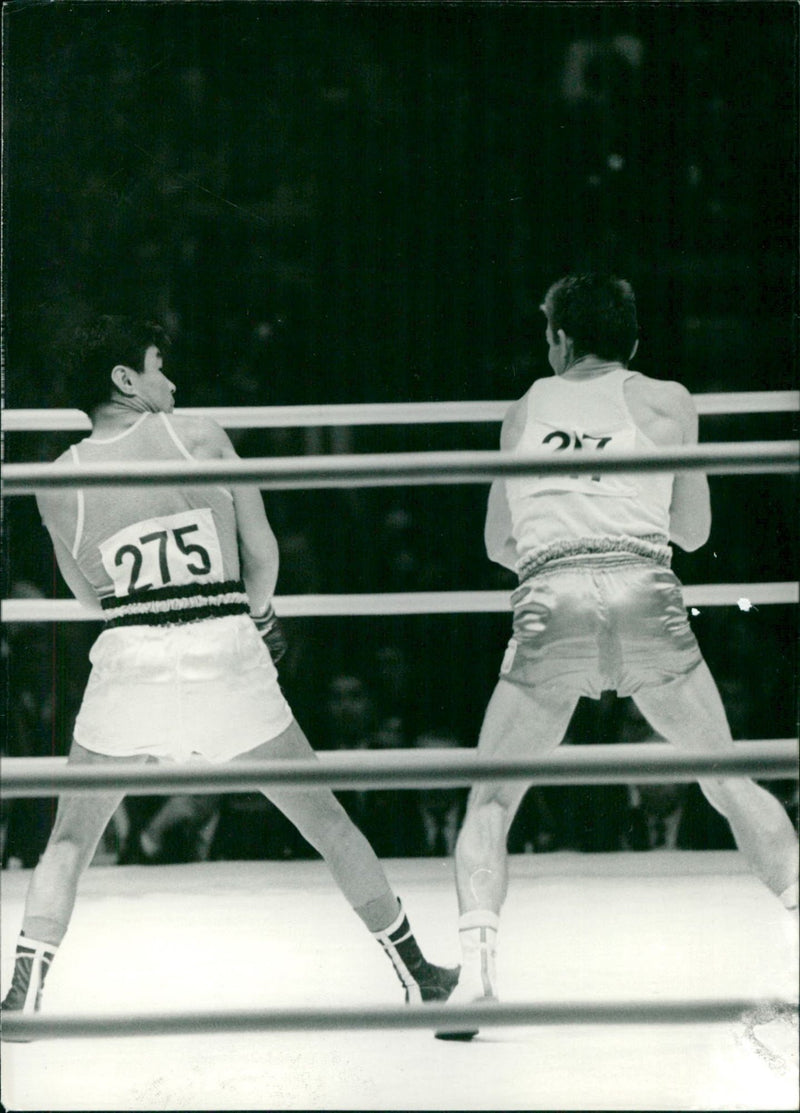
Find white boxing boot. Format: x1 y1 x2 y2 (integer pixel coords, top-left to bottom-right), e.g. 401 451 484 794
435 910 499 1041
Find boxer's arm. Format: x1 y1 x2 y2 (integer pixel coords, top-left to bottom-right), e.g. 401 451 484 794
49 531 103 613
180 416 280 615
484 482 518 570
484 395 527 569
35 481 102 612
666 384 711 552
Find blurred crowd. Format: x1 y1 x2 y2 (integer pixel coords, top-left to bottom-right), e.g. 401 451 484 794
6 8 797 416
2 5 797 868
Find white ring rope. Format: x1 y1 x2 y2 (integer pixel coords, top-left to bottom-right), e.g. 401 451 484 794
3 390 798 431
2 741 796 797
2 582 797 624
1 997 784 1041
3 441 798 495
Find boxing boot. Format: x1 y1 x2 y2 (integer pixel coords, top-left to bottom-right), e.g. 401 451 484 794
435 910 499 1041
372 901 460 1004
1 934 58 1041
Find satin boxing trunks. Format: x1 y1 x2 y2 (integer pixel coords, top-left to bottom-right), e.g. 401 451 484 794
500 554 702 699
73 613 293 762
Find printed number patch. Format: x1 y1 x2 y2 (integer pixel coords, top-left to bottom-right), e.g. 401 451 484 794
100 509 224 597
526 421 637 496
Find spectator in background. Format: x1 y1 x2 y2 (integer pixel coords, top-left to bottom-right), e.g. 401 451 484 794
376 506 446 593
2 583 56 868
320 671 379 833
370 712 416 857
623 783 688 850
321 671 414 856
262 522 325 730
505 695 627 855
323 672 377 751
372 643 414 721
2 580 107 868
506 787 560 855
120 795 222 864
621 778 737 854
559 695 629 853
209 791 315 862
414 731 468 858
616 698 735 853
2 582 131 870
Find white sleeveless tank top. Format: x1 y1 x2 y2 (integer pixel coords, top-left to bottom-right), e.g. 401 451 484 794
505 368 673 565
65 412 240 600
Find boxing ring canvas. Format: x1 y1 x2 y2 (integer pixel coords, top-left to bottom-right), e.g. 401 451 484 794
2 852 797 1111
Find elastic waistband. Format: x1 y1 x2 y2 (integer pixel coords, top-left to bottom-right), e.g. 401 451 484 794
101 579 250 629
517 535 671 583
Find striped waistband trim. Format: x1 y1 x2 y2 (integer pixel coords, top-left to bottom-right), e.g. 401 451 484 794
517 535 671 582
102 579 250 628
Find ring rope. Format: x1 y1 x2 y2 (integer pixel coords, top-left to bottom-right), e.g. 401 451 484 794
3 441 798 495
3 390 798 431
2 582 797 624
2 742 797 798
1 997 784 1041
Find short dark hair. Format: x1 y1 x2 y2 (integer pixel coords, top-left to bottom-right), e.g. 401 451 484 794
541 274 638 363
69 315 170 415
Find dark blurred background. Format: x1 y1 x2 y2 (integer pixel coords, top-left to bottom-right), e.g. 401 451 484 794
2 1 797 866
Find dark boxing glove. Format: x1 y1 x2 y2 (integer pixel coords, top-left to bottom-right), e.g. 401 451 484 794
252 604 288 664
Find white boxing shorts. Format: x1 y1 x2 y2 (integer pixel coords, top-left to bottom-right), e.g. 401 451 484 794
74 614 293 762
500 554 703 699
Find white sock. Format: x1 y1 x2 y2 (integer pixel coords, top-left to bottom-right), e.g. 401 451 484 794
457 910 499 997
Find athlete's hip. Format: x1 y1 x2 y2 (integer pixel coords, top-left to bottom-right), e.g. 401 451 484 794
509 556 691 643
88 612 268 683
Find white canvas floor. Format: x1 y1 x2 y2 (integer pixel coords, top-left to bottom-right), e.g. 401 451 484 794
1 851 797 1111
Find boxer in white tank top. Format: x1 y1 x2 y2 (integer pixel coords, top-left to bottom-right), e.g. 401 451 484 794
437 274 798 1040
505 367 673 560
37 388 289 761
2 316 458 1031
